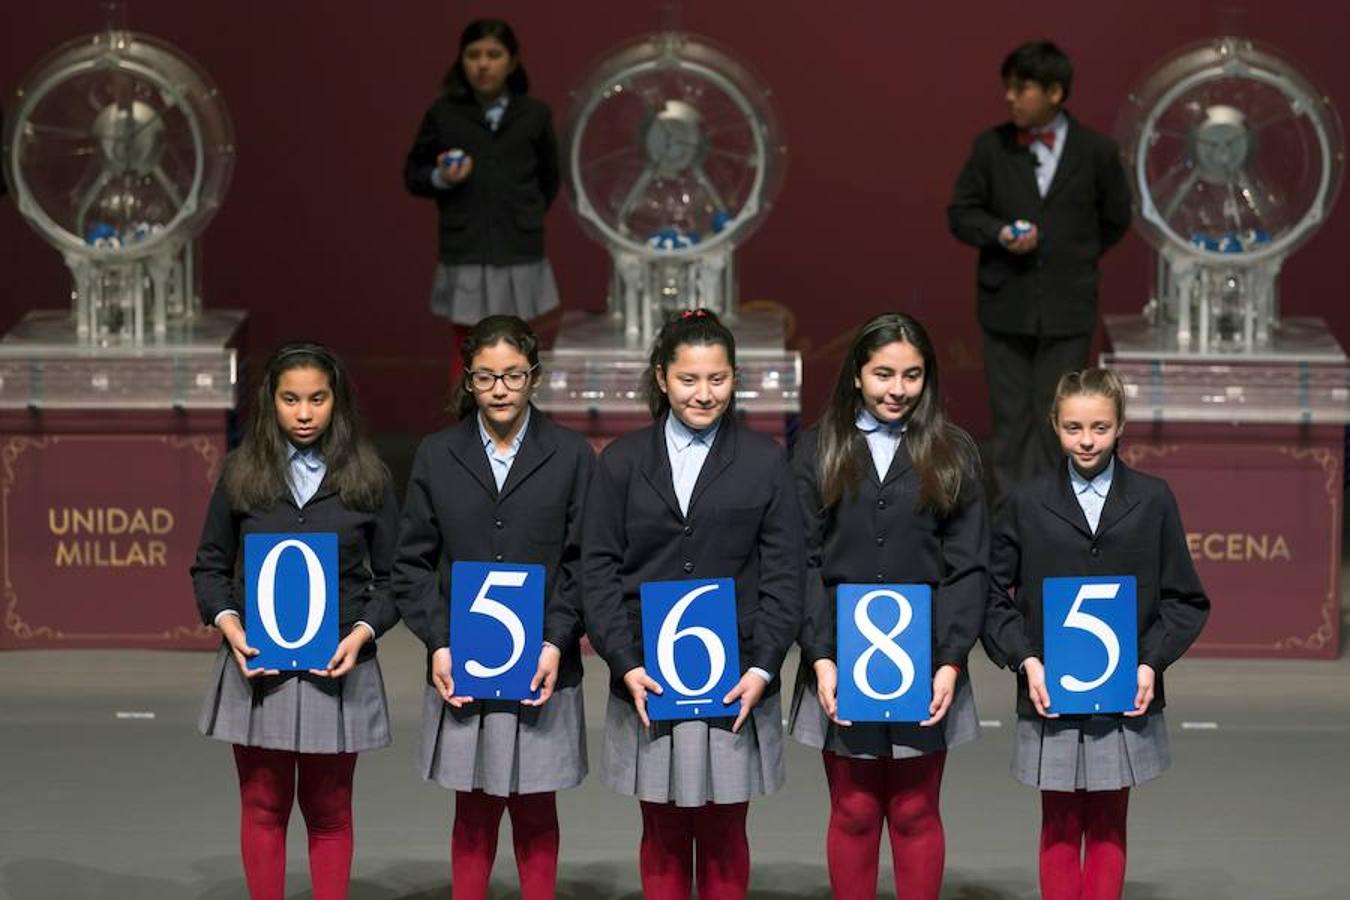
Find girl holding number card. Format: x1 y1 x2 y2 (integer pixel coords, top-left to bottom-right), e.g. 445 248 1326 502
788 312 989 900
192 342 400 900
580 308 804 900
982 367 1209 900
392 314 593 900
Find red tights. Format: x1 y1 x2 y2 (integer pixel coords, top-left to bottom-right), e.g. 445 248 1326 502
638 800 751 900
452 789 560 900
821 749 947 900
232 744 357 900
1039 788 1130 900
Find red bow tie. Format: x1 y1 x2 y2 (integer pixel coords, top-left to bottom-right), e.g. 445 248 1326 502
1017 129 1055 149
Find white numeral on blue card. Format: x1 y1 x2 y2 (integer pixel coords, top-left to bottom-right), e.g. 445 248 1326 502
836 583 932 723
244 533 339 671
1042 576 1137 715
1058 582 1121 693
463 570 529 679
256 539 328 650
449 562 545 702
657 582 727 698
852 589 916 702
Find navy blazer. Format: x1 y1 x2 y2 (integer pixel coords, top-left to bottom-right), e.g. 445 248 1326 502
392 408 594 689
580 416 805 702
982 458 1210 716
404 92 560 266
793 426 989 675
947 113 1132 337
190 458 402 662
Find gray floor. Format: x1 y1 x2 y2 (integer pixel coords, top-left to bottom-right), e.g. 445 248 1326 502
3 611 1349 900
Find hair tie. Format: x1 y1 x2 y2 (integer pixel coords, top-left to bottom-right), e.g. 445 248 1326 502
680 308 708 320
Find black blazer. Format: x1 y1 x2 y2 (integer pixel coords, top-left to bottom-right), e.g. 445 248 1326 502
947 113 1132 337
580 416 805 702
404 92 560 265
190 459 402 662
982 458 1210 716
793 426 989 676
392 408 594 689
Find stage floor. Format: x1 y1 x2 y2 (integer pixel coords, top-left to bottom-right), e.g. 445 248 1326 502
2 610 1347 899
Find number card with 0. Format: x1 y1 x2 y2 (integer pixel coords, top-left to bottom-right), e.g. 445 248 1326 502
450 561 545 701
1043 576 1138 715
244 533 339 671
641 578 741 721
836 584 933 723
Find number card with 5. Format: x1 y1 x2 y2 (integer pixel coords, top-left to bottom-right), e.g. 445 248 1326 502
244 533 339 671
450 561 545 701
1043 576 1138 715
836 584 932 723
641 578 741 721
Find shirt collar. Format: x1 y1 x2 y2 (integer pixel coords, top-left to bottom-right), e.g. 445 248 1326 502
479 406 531 453
287 443 323 469
1031 111 1068 137
665 412 720 452
1069 454 1115 497
855 408 907 436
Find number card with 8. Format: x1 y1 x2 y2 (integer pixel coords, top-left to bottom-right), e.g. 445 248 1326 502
244 533 339 671
641 578 741 721
836 583 933 722
450 561 546 701
1043 576 1138 715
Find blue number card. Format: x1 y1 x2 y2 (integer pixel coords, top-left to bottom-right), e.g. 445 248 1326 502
450 561 545 701
641 578 741 721
1043 576 1138 714
244 533 339 671
837 583 933 722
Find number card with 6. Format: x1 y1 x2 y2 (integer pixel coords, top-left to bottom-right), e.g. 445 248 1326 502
836 584 933 723
450 561 545 701
641 578 741 721
244 533 339 671
1043 576 1138 714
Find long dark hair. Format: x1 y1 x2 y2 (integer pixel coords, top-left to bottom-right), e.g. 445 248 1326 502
453 315 542 420
641 308 737 420
816 313 978 514
441 19 530 98
225 342 387 512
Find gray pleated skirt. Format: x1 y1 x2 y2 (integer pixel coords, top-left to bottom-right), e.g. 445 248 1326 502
1013 712 1170 791
421 683 587 797
198 645 391 754
429 260 560 325
599 691 786 808
788 675 980 759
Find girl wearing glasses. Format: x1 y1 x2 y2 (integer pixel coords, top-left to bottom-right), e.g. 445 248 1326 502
393 315 593 900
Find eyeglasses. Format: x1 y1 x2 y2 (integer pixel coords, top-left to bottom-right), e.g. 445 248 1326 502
466 365 538 392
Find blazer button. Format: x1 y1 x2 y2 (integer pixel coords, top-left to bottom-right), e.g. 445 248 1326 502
495 553 504 562
875 573 885 583
297 514 305 524
683 525 693 536
495 519 504 529
683 561 694 574
876 499 886 509
1090 545 1100 557
875 536 885 546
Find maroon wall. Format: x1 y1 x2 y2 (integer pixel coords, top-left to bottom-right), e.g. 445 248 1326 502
2 1 1347 434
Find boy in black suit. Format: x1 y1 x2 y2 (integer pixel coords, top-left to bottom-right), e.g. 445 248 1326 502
948 41 1131 499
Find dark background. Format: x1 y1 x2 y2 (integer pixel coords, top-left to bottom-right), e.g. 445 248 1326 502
2 1 1346 435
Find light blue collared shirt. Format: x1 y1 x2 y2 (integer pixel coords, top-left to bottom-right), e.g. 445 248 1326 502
482 93 509 132
287 444 325 507
664 413 719 517
478 407 531 491
1029 112 1069 196
1069 455 1115 534
855 408 906 481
